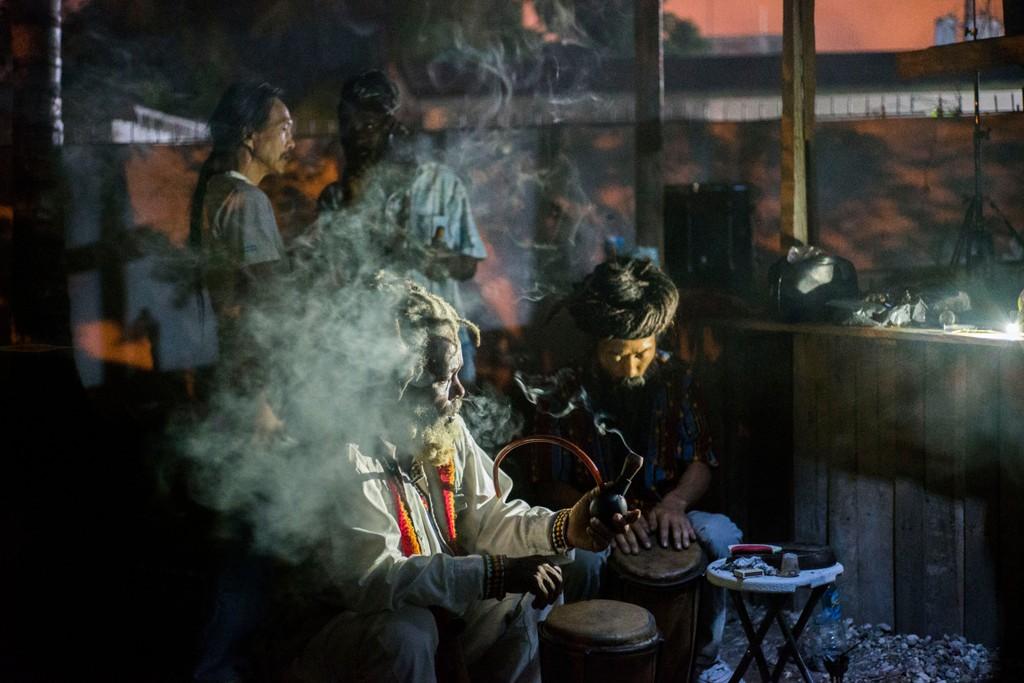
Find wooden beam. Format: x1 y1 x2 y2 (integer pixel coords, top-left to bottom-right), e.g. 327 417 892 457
781 0 816 248
634 0 664 259
896 34 1024 78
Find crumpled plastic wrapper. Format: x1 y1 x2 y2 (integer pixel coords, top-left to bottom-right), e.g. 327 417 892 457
834 286 971 328
722 555 778 576
786 245 828 263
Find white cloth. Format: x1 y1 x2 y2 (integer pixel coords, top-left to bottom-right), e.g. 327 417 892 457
296 416 563 681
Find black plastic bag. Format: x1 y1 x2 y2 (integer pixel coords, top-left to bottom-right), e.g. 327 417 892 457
768 247 859 322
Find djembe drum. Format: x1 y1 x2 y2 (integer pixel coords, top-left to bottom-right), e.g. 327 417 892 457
539 599 661 683
607 543 707 683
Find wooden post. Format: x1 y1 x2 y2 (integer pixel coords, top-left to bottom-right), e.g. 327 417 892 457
9 0 69 345
781 0 816 247
634 0 664 260
1006 0 1024 36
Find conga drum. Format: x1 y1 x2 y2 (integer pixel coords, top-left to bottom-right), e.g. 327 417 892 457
539 599 661 683
607 544 707 683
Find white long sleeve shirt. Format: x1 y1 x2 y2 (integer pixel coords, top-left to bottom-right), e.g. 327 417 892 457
322 416 562 617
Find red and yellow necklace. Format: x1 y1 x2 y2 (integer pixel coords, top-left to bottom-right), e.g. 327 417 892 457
385 457 459 557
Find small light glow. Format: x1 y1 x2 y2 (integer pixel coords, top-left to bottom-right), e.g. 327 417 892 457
1004 322 1022 337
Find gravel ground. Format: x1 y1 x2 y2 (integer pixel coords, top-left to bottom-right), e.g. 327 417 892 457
718 602 1000 682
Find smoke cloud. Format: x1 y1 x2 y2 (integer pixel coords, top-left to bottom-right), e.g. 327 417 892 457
175 1 626 568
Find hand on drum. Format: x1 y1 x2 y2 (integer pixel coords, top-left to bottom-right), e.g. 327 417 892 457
505 556 564 609
614 495 696 554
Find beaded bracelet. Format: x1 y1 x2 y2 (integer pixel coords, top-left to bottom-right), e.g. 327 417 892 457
482 553 508 600
551 508 572 554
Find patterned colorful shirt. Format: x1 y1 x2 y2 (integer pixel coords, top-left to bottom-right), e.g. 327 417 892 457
529 355 717 508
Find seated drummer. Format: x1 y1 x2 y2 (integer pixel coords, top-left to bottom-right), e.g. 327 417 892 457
523 257 743 683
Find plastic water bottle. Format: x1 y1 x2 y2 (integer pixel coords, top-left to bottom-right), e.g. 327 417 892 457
816 584 849 682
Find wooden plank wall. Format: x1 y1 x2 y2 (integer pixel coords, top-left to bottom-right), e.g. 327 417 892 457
693 328 793 543
790 334 1017 644
705 327 1021 646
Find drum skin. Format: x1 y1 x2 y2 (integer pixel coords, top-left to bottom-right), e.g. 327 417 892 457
539 600 661 683
608 544 707 683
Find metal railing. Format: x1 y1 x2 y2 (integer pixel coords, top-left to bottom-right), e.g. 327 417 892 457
6 87 1023 146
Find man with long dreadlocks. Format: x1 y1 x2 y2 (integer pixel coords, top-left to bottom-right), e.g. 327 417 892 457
521 257 743 683
288 277 637 683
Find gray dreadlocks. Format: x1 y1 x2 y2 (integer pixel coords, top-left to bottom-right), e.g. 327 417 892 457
371 273 480 391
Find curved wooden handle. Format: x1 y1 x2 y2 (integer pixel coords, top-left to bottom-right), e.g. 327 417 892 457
492 435 603 498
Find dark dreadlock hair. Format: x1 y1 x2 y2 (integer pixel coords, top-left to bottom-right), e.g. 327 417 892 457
565 257 679 340
336 70 401 138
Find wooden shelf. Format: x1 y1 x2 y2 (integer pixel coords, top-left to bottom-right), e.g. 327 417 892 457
704 317 1024 348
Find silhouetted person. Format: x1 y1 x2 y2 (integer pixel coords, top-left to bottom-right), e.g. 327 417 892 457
317 70 486 385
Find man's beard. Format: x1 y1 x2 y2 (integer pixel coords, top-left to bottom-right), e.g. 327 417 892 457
595 365 656 417
617 375 647 390
412 398 463 468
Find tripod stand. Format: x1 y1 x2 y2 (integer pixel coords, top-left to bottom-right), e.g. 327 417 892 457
949 10 1024 269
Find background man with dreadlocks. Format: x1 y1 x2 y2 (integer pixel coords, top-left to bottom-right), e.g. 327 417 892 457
313 70 487 385
287 277 637 683
521 257 743 683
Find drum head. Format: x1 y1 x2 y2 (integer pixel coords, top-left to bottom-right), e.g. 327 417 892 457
609 543 707 586
542 600 659 648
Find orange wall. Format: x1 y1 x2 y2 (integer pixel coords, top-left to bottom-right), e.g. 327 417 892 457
666 0 996 53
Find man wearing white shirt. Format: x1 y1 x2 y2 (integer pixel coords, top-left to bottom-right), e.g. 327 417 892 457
289 278 637 683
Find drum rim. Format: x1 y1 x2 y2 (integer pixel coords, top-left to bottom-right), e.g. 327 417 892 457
538 622 663 654
608 548 709 586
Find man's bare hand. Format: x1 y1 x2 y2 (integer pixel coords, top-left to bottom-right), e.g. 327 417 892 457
568 484 641 552
251 394 285 445
644 494 697 550
504 556 563 609
613 515 653 555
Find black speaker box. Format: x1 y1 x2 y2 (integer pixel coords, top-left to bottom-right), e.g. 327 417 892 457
664 183 753 292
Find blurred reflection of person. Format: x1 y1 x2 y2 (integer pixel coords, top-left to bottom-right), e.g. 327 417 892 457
317 70 487 386
187 81 294 683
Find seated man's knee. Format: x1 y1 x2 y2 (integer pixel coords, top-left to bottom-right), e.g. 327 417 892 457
372 606 439 658
562 548 608 602
294 607 439 682
689 512 742 560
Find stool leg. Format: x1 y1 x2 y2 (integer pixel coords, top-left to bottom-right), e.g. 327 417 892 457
771 584 828 683
730 591 776 682
774 610 814 683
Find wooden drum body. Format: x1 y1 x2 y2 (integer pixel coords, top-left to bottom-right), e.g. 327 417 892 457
539 599 661 683
607 544 707 683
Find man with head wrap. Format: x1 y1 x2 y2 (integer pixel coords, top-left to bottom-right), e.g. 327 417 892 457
288 277 637 683
523 257 743 683
314 70 487 385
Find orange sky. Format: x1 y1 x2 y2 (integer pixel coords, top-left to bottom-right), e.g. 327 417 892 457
666 0 999 52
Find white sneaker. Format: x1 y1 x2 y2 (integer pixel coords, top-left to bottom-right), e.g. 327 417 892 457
696 658 743 683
